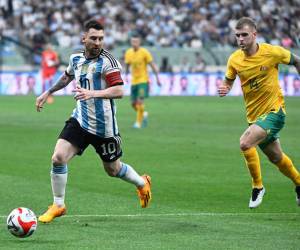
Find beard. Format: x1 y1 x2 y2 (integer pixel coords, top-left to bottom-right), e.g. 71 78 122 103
239 43 246 50
90 47 100 56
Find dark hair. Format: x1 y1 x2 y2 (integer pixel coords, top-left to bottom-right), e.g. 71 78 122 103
235 17 257 30
130 31 141 39
84 20 104 32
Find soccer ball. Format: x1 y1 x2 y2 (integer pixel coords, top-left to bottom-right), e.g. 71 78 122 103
7 207 37 238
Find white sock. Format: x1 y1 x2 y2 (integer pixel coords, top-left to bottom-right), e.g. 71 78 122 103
51 165 68 207
117 162 145 187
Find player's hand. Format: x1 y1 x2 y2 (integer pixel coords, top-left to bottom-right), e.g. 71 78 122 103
73 86 94 101
218 85 230 97
35 91 50 112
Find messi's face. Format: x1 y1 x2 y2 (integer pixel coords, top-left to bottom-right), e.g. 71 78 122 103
235 25 256 51
82 28 104 57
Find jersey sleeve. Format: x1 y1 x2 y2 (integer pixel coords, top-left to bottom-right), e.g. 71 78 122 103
103 58 124 87
225 56 237 81
65 55 75 76
102 57 123 73
272 45 291 65
144 49 153 64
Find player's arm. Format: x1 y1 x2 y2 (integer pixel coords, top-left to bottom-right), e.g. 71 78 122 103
291 53 300 74
218 78 234 97
276 47 300 74
48 72 74 94
149 61 161 86
125 64 130 75
125 64 130 83
124 50 130 83
36 72 74 112
219 55 236 97
73 70 124 100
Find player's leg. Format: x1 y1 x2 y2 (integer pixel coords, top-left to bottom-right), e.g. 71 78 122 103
240 124 267 208
39 139 79 223
131 100 140 128
135 98 145 128
259 108 300 205
51 139 79 206
140 83 149 128
132 83 149 128
240 124 266 188
262 139 300 205
93 135 151 208
103 159 145 186
39 118 86 223
102 159 152 208
131 102 137 111
130 85 140 127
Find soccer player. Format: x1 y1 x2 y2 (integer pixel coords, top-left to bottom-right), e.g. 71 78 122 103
35 20 152 223
41 43 60 103
125 34 161 128
218 17 300 208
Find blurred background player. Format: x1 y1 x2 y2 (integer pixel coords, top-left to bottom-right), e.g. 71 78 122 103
41 43 60 103
218 17 300 209
35 20 152 223
125 34 161 129
293 77 300 96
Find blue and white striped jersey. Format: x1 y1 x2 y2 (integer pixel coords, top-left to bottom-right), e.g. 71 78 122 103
66 49 123 138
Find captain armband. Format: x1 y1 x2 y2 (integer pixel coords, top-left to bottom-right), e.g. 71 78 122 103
105 71 124 87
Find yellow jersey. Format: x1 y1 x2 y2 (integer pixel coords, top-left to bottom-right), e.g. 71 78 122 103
225 43 292 123
125 47 153 85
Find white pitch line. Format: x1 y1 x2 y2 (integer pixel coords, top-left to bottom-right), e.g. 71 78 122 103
0 212 299 219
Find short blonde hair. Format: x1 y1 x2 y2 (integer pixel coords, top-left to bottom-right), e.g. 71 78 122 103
235 17 257 30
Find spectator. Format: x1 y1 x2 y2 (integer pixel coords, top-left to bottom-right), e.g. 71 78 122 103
160 56 173 73
1 0 300 52
293 77 300 96
173 56 191 73
191 52 206 73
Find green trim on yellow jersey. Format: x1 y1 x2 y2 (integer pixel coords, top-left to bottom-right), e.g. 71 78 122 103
289 53 295 65
225 76 235 81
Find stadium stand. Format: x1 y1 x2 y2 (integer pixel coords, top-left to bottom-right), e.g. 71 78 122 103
1 0 300 69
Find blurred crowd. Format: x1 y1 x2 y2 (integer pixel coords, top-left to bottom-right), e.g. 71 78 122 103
1 0 300 51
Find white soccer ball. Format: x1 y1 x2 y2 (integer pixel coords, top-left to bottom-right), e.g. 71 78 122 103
7 207 37 238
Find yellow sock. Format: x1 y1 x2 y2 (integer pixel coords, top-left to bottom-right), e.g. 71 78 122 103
242 147 263 188
275 153 300 185
136 104 144 125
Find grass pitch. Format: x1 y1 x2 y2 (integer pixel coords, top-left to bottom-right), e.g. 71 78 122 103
0 95 300 249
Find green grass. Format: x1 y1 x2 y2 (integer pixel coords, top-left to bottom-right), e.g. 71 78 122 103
0 95 300 249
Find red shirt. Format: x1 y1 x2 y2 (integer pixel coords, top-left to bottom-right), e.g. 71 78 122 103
41 50 58 78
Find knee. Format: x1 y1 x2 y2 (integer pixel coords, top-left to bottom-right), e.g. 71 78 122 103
105 168 118 177
131 103 137 110
268 153 282 164
103 161 121 177
240 139 251 151
52 152 67 166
